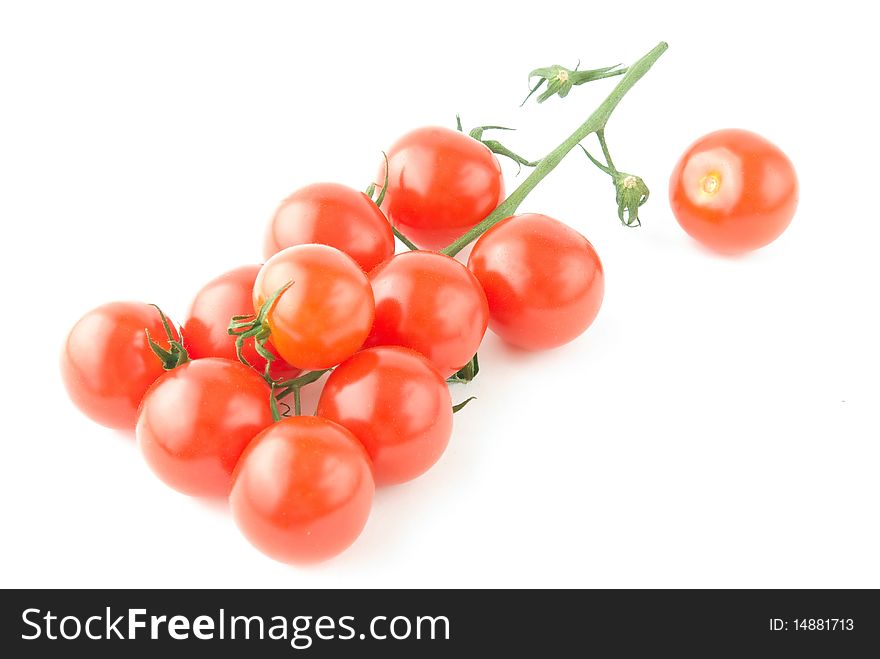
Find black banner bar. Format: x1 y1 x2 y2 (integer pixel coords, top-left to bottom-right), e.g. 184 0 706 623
2 589 877 656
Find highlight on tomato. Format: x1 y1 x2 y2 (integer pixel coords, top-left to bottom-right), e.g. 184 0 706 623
229 415 375 564
366 250 489 378
467 214 604 351
377 126 505 250
263 182 395 272
669 128 798 254
135 357 274 497
253 244 375 371
317 346 453 486
60 301 180 430
183 265 300 381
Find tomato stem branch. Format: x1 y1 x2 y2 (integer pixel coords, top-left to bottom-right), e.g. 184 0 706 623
392 226 419 251
293 387 302 417
596 129 617 174
440 41 667 257
367 152 419 251
267 368 331 420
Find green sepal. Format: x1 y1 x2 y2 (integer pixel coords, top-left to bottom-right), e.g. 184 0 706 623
146 304 189 370
447 353 480 384
522 63 626 106
613 174 650 227
452 397 477 413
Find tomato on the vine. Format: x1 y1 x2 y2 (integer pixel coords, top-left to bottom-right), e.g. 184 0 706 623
136 358 274 497
263 183 395 272
468 214 604 351
254 244 375 371
61 302 179 429
317 346 453 486
378 126 505 250
183 265 300 380
230 415 374 564
366 250 489 378
669 129 798 253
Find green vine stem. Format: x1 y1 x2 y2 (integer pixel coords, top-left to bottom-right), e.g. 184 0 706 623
440 41 667 258
268 368 332 421
366 152 419 251
273 368 331 402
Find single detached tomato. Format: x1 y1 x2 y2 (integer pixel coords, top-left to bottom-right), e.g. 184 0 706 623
254 244 375 371
230 415 374 564
61 301 179 429
317 346 452 486
136 358 274 497
669 129 798 253
183 265 300 380
263 183 395 272
366 251 489 378
468 214 604 351
378 126 505 250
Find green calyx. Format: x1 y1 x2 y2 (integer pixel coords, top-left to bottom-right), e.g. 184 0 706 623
447 353 480 384
522 63 626 105
579 130 650 227
452 397 477 414
227 280 292 380
448 355 479 413
226 281 333 422
146 304 189 370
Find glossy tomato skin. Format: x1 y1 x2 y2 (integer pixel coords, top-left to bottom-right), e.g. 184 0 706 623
468 214 604 350
669 129 798 253
379 126 505 250
317 346 452 486
263 183 395 272
61 301 179 430
183 265 300 381
230 416 374 564
366 251 489 378
254 244 375 371
136 358 274 497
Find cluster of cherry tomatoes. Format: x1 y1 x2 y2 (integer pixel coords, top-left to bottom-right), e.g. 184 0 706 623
60 118 613 564
60 41 798 565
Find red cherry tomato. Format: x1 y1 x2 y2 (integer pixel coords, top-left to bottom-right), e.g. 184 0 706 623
468 214 604 351
61 302 179 429
183 265 300 380
136 358 274 497
366 251 489 378
378 126 505 250
669 129 798 253
254 244 375 371
317 346 452 486
263 183 395 272
230 416 374 564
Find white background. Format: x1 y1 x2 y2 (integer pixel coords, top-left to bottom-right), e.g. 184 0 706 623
2 1 878 588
